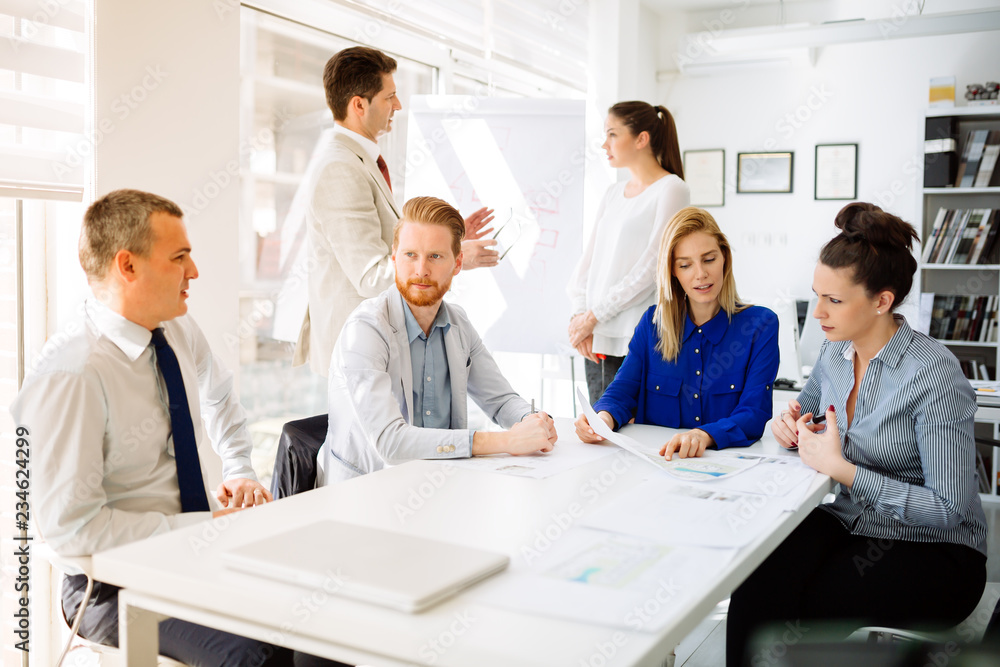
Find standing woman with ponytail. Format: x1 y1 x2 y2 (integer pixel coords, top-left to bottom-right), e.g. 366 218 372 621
727 203 988 667
568 102 691 404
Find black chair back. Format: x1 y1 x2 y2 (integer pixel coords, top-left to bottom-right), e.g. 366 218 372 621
270 414 328 499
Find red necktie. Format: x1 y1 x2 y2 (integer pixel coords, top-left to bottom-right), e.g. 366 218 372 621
376 155 392 192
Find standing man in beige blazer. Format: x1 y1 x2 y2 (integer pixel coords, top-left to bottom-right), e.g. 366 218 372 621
295 46 498 375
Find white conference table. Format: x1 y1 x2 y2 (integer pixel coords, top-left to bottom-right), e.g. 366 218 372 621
93 419 833 666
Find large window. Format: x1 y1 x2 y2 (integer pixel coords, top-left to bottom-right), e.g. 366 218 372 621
238 9 438 483
238 2 591 483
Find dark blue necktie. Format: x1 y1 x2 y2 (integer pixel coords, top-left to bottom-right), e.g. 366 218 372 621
150 327 210 512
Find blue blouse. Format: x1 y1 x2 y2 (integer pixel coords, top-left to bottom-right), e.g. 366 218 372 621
594 305 779 449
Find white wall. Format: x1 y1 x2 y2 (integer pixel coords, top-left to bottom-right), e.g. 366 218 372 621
93 0 241 370
658 28 1000 316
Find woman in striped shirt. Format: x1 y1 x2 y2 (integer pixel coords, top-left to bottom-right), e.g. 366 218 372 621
727 202 988 666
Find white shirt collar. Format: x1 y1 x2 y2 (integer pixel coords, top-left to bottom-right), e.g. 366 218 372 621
85 298 155 362
333 123 381 162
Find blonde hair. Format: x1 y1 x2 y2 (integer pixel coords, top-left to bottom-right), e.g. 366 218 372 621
393 196 466 258
653 207 748 361
79 189 184 281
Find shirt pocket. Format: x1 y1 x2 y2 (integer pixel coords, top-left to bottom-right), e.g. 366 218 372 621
644 373 682 424
705 374 745 415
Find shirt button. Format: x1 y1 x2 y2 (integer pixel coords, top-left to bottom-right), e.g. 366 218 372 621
436 446 444 453
655 385 660 390
427 376 432 382
697 328 702 334
426 410 431 416
730 384 735 389
695 416 700 421
694 393 699 399
696 370 701 376
695 348 700 354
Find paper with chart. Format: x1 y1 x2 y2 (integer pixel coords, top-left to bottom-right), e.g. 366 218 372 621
468 527 737 632
576 388 761 481
663 452 761 482
432 439 616 479
580 478 788 548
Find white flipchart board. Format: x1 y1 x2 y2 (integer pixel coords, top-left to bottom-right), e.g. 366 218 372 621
404 97 586 355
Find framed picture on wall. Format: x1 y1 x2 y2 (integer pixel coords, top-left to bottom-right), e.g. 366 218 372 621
737 152 794 193
814 143 858 200
683 149 725 207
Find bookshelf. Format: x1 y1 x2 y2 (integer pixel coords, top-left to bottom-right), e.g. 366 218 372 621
919 106 1000 501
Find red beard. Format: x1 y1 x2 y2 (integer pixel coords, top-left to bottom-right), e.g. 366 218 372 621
396 274 450 307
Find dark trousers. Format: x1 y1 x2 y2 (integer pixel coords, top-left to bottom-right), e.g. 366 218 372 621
62 575 348 667
726 508 987 667
584 354 625 405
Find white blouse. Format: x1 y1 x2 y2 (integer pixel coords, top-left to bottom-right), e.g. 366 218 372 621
568 174 690 357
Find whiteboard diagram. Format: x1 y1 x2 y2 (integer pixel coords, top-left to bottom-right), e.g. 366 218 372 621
404 96 586 354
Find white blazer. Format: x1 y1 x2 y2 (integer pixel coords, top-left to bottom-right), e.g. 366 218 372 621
318 287 530 484
294 132 401 376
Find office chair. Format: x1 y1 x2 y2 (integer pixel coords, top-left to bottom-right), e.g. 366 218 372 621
270 414 329 499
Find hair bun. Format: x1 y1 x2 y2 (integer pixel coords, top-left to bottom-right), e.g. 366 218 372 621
834 202 918 252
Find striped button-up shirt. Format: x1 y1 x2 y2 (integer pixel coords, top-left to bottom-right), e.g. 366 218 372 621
799 316 987 555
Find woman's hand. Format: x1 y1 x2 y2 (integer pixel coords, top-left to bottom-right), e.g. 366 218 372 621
796 406 856 486
568 311 598 347
771 399 802 448
574 335 599 363
659 429 714 460
575 411 614 443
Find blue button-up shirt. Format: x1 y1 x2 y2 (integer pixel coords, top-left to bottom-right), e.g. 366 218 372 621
801 317 987 555
402 302 452 430
594 304 779 449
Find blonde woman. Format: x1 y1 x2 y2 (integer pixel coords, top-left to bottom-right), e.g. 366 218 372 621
574 207 779 460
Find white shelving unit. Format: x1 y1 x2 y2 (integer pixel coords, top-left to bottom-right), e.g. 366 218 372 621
918 106 1000 500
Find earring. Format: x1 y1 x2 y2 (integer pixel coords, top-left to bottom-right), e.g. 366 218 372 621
876 310 881 315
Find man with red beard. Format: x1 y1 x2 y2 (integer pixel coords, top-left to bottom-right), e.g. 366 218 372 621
317 196 557 484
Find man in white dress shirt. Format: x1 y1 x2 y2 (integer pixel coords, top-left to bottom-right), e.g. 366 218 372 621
293 46 499 376
12 190 341 666
318 196 557 484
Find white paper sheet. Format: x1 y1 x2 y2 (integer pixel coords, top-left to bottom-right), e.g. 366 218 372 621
679 454 818 498
469 527 737 632
432 439 617 479
580 478 789 548
576 387 675 474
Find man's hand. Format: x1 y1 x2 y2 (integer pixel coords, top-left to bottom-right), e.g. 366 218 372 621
506 412 557 454
472 412 557 456
461 238 500 270
659 429 713 461
796 406 856 486
215 478 272 509
575 411 614 443
464 207 495 240
568 311 598 347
